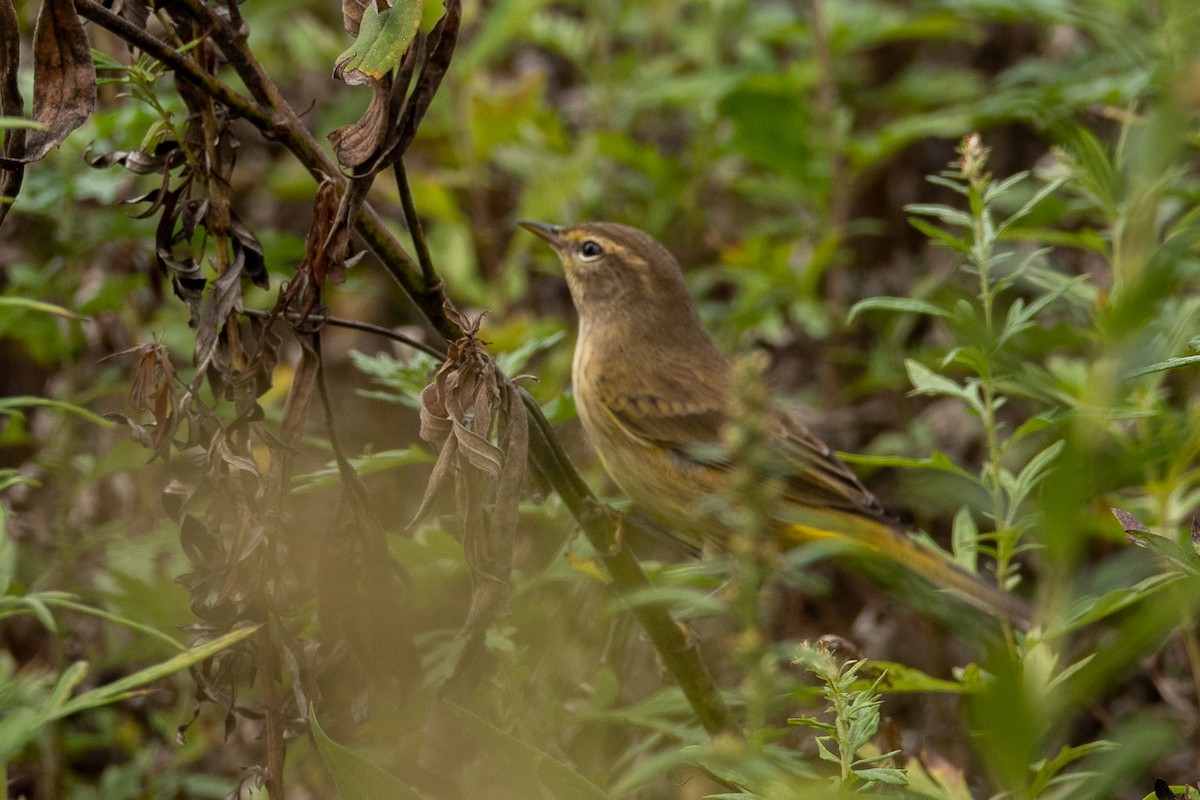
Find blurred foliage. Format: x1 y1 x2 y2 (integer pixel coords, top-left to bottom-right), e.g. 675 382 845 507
3 0 1200 798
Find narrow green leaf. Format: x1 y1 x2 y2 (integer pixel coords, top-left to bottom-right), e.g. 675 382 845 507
1008 440 1064 511
908 216 971 252
840 451 975 482
995 176 1067 237
854 767 908 785
0 397 114 428
44 661 89 711
55 625 260 718
846 296 951 324
0 297 84 319
905 360 980 413
905 203 973 227
1122 355 1200 381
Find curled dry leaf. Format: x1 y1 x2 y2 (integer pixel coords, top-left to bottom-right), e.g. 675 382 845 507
0 0 23 225
411 306 529 636
101 342 179 458
0 0 96 168
342 0 372 37
1111 507 1150 537
328 0 462 175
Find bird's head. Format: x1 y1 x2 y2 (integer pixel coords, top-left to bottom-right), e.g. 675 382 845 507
519 220 696 331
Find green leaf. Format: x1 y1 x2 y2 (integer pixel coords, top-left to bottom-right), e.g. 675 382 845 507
55 625 260 718
951 507 979 573
906 203 973 228
859 661 972 694
1029 741 1118 796
853 766 908 785
840 451 975 482
44 661 89 712
1122 355 1200 381
1007 440 1064 512
0 397 114 429
447 701 610 800
334 0 424 85
846 296 951 324
995 176 1068 237
310 704 430 800
608 585 727 619
0 297 84 319
908 216 971 252
905 360 982 413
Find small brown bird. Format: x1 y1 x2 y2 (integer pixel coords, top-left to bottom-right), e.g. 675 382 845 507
520 220 1030 626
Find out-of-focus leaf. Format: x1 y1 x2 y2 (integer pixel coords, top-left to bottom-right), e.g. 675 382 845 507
0 0 22 224
310 704 431 800
847 296 952 324
446 701 610 800
0 297 84 319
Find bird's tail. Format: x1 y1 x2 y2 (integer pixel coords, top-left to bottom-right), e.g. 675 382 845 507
779 509 1032 629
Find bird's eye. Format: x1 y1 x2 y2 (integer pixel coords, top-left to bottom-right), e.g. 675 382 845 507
579 240 604 260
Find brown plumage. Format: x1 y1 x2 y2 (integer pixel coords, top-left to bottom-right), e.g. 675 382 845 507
521 219 1030 626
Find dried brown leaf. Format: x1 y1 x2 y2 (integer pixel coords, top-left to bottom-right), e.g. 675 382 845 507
395 0 460 155
342 0 373 36
0 0 24 225
0 0 96 167
1111 507 1150 535
329 76 392 169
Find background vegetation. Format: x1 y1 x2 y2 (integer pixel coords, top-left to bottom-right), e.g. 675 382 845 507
2 0 1200 797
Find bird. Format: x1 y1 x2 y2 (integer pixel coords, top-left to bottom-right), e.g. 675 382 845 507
520 219 1031 627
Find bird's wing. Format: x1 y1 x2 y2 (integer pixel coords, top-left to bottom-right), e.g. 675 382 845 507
772 415 890 521
596 375 886 521
603 392 729 463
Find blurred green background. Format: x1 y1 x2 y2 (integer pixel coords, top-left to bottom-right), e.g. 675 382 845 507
3 0 1200 797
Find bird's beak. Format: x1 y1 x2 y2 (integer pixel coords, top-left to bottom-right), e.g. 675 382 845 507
518 220 563 247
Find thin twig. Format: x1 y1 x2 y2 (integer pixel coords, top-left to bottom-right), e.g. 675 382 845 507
241 308 445 359
256 625 286 800
76 0 455 341
394 159 438 289
75 0 281 134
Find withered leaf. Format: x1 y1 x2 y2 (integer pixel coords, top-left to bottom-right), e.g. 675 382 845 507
102 342 179 458
194 258 245 370
329 74 392 169
1111 507 1150 536
396 0 460 154
0 0 96 168
114 0 151 45
85 141 184 175
0 0 24 225
341 0 373 37
321 177 371 284
330 38 419 174
409 306 529 646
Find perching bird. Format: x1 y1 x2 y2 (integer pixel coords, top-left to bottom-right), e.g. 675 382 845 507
521 219 1031 626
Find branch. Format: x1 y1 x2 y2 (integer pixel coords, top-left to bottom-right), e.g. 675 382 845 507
520 390 736 733
241 308 445 359
75 0 456 340
79 0 737 737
